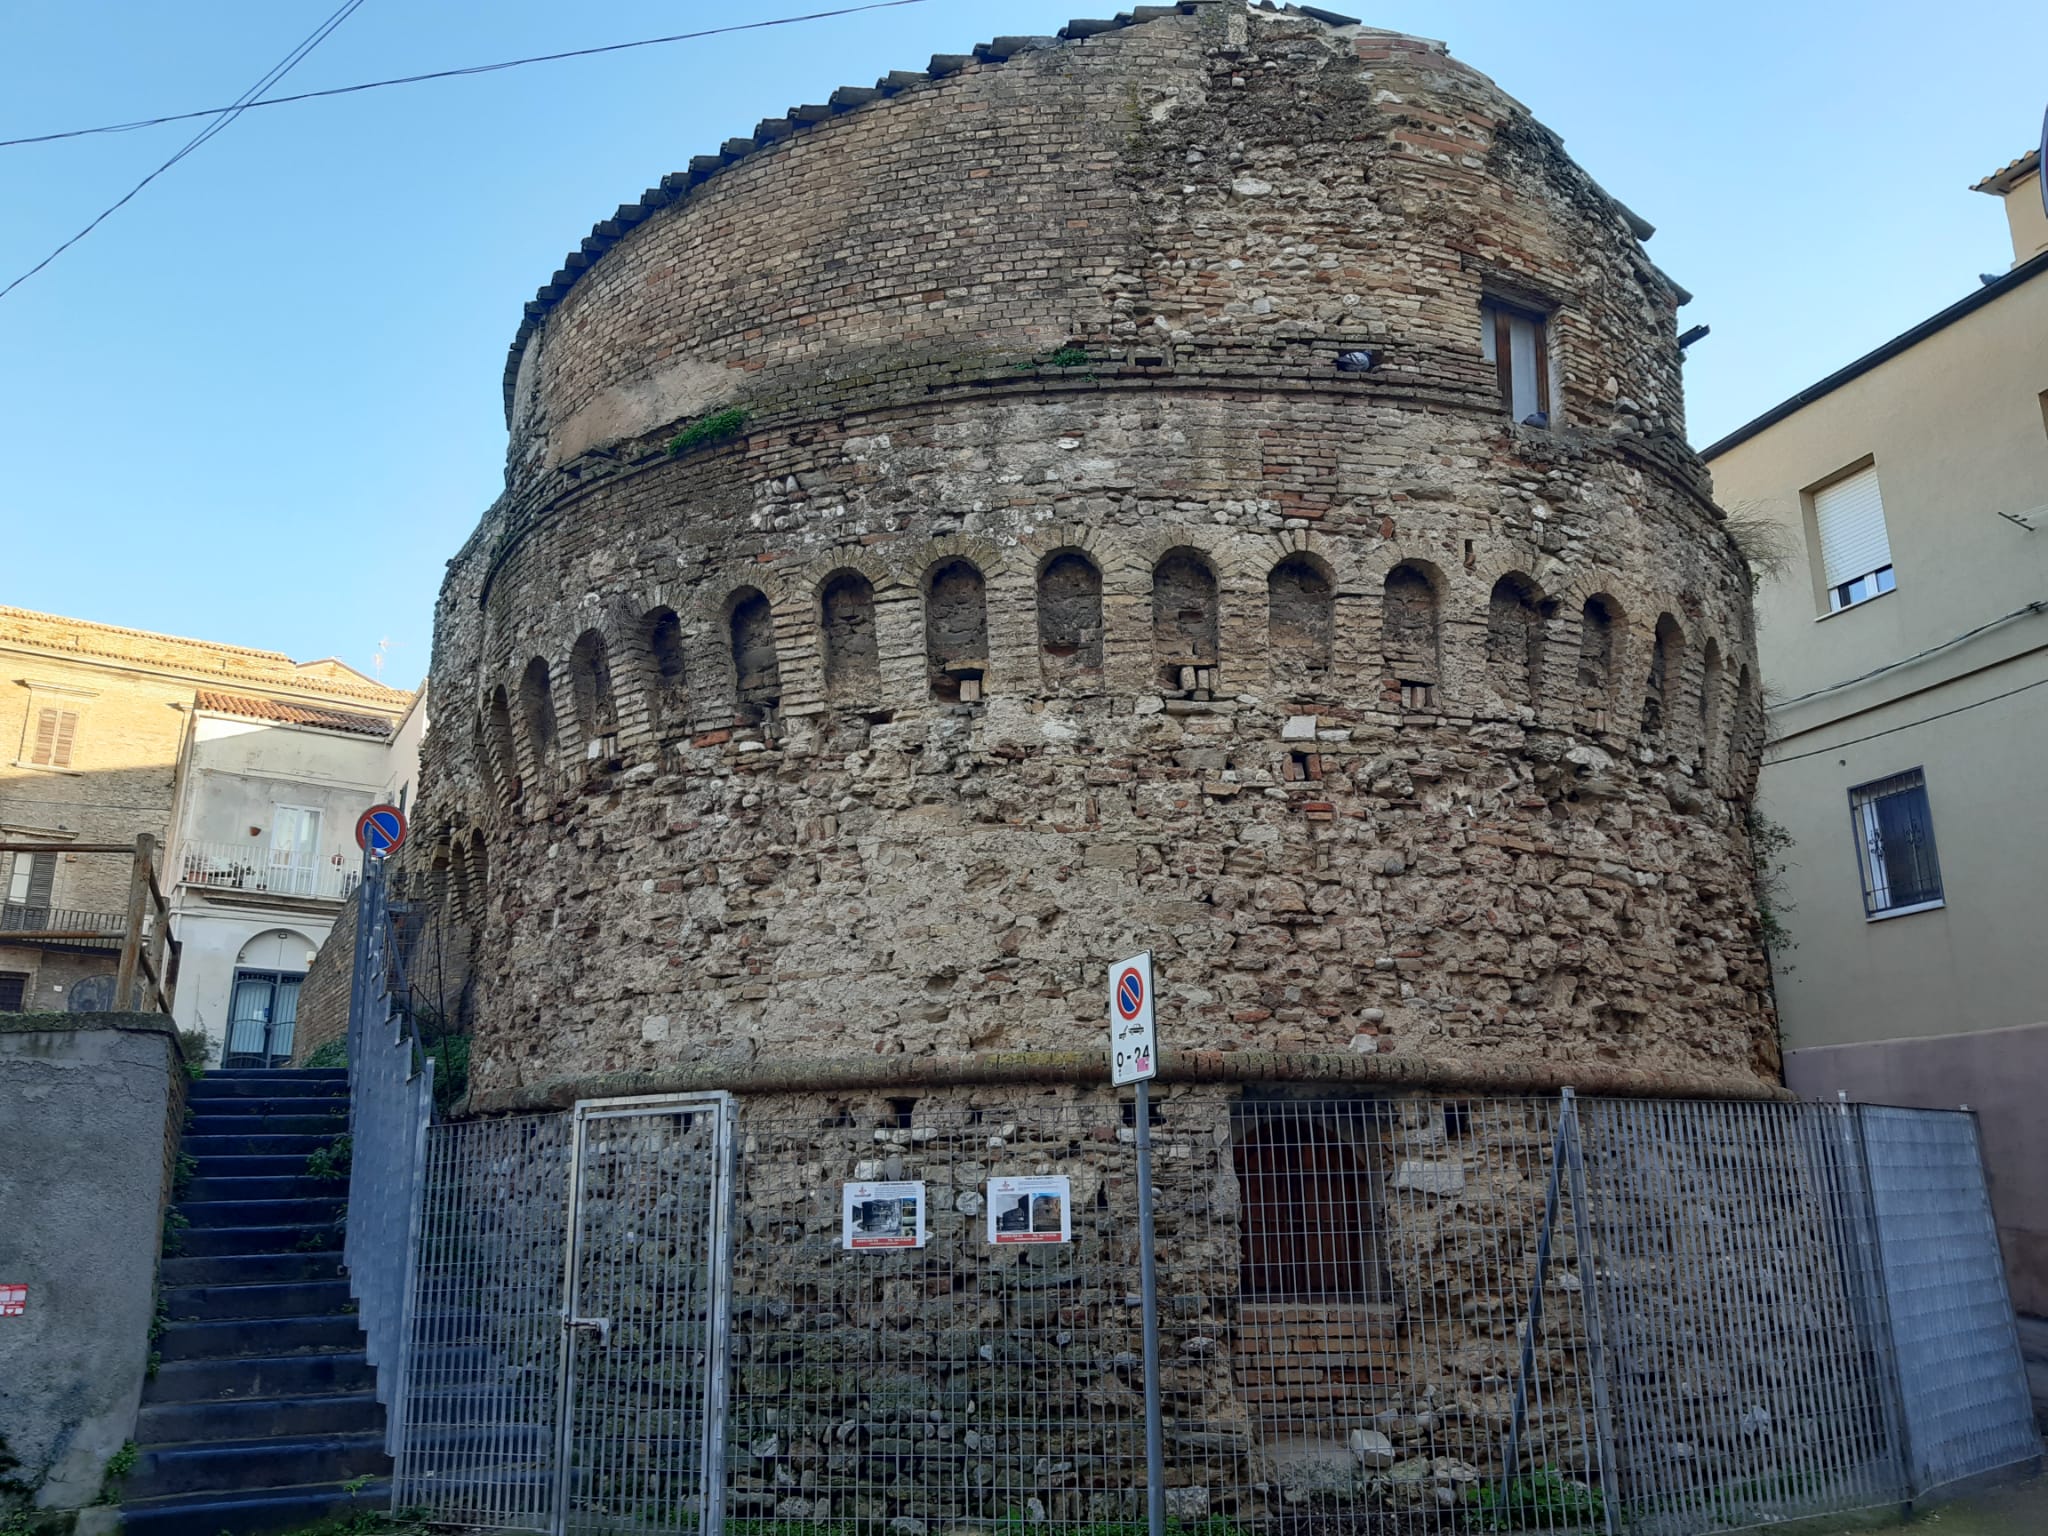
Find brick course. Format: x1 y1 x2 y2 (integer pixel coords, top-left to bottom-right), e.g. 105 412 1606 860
410 7 1777 1107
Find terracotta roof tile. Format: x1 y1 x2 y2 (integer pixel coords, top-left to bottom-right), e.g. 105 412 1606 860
194 691 396 738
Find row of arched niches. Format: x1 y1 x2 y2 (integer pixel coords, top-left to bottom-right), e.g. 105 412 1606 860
473 530 1760 817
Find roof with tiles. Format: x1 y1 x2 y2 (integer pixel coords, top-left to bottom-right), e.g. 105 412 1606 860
0 605 415 709
1972 148 2042 196
194 690 397 738
501 1 1362 419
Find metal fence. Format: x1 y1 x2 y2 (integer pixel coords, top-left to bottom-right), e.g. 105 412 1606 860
381 1088 2039 1536
342 860 436 1456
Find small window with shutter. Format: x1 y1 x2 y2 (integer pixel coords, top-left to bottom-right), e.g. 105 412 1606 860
1811 464 1895 613
28 706 79 767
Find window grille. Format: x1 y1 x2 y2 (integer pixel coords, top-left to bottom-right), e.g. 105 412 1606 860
0 974 26 1011
1849 768 1944 917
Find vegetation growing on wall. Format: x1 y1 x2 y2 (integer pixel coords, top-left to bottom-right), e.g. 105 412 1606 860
667 407 749 457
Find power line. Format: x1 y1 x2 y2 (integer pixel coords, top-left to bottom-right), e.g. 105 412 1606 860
0 1 930 151
0 0 367 300
1764 673 2048 767
1766 598 2047 711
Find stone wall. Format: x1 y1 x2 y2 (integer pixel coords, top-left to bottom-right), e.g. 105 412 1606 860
407 5 1775 1106
0 1016 186 1513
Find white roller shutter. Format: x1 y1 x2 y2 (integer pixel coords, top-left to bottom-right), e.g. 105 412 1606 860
1814 466 1892 589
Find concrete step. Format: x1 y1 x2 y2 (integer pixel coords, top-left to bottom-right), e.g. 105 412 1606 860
159 1252 343 1287
201 1068 347 1080
136 1392 383 1446
183 1154 323 1180
182 1097 348 1118
122 1479 389 1536
185 1174 342 1202
164 1280 354 1322
176 1197 345 1229
188 1114 347 1138
122 1434 388 1501
189 1077 350 1100
158 1316 365 1363
143 1351 373 1405
169 1223 339 1258
184 1134 339 1158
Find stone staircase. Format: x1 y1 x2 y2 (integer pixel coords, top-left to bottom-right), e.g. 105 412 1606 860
122 1068 392 1536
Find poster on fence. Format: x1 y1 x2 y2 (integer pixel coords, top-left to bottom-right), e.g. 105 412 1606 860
987 1175 1071 1244
841 1181 927 1250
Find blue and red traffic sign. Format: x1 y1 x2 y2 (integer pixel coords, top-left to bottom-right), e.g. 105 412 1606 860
1109 951 1157 1086
355 804 407 857
1117 966 1145 1021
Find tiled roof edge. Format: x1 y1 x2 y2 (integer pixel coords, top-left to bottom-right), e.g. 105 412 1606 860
499 2 1364 423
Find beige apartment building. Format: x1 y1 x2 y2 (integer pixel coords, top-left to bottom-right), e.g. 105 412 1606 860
0 608 412 1059
1704 147 2048 1311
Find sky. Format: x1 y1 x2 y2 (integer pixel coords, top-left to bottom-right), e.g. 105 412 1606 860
2 1 2042 690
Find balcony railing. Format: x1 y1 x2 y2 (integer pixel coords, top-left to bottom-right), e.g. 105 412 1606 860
0 902 126 948
177 840 360 902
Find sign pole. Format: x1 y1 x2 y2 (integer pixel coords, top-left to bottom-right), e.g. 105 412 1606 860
1109 950 1165 1536
1136 1074 1165 1536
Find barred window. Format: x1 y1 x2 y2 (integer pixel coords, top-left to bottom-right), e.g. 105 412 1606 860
1849 768 1944 918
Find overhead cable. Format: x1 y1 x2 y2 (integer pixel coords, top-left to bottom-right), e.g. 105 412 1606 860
0 0 367 300
0 1 929 151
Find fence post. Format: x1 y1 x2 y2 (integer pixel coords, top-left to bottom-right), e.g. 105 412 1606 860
1498 1092 1568 1513
115 833 154 1009
1559 1089 1621 1536
1844 1097 1916 1508
1135 1076 1165 1536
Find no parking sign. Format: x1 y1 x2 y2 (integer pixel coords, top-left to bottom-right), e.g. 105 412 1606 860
1109 951 1156 1086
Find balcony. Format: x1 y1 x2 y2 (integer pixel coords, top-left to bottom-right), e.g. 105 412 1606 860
0 902 125 950
177 840 360 903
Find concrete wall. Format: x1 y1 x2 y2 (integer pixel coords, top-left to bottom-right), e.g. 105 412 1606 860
1707 267 2048 1054
1707 232 2048 1314
0 1016 185 1512
1786 1024 2048 1315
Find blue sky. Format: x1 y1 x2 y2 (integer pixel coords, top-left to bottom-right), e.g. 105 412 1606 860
3 1 2041 689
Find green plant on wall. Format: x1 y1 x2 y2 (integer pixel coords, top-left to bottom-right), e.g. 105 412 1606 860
1748 809 1797 962
666 406 749 457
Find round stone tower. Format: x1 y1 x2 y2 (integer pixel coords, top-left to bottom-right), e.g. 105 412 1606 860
419 2 1776 1109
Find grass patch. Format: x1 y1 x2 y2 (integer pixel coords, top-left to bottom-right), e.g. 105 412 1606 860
303 1038 348 1070
668 407 750 457
94 1440 137 1505
1471 1467 1605 1530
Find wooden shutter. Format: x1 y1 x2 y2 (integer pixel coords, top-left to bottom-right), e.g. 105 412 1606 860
24 853 55 910
1814 466 1892 589
27 707 77 767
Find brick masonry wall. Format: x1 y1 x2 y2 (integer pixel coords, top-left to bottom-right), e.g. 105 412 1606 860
410 7 1777 1106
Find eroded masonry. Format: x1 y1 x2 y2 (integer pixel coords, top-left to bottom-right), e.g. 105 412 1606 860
373 3 1824 1526
402 3 1773 1104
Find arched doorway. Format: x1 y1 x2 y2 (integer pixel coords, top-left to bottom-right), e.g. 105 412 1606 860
224 928 317 1069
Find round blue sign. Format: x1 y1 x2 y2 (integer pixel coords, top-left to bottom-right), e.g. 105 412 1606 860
355 804 407 856
1116 967 1144 1020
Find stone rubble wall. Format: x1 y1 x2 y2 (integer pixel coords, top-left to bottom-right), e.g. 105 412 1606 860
404 5 1775 1107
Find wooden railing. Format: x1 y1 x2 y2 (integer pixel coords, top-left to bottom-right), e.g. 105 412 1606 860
0 835 181 1014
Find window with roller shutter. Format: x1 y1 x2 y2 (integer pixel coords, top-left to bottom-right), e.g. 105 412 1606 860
1811 463 1896 613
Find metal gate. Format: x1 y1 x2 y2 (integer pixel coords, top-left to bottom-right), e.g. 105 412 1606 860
555 1093 737 1536
393 1094 735 1535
